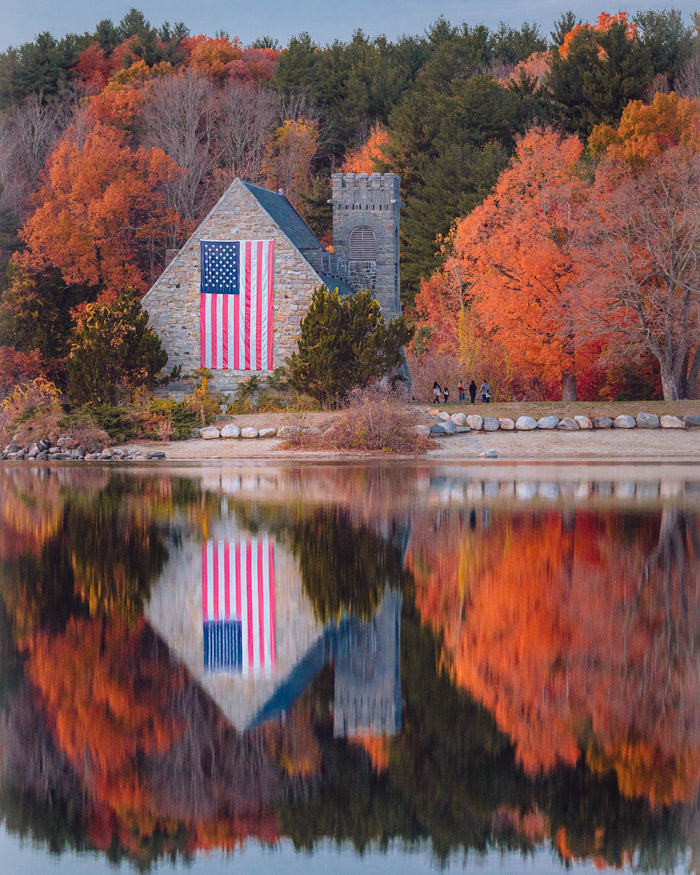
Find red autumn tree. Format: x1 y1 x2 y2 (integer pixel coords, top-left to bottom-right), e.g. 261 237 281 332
446 128 593 401
19 122 183 296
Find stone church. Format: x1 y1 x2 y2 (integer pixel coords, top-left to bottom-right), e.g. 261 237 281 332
142 172 402 392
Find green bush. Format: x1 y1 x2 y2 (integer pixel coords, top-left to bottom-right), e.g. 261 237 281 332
82 403 140 443
67 289 167 405
288 287 413 406
145 398 199 441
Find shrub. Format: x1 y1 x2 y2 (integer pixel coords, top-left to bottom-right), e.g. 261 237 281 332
145 398 199 441
84 404 140 443
318 387 427 453
183 371 222 427
56 411 111 451
0 377 62 445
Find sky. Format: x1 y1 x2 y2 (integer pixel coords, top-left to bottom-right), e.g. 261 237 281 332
2 0 699 53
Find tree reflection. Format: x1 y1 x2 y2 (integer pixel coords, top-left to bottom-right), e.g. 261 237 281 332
0 469 696 871
411 505 700 808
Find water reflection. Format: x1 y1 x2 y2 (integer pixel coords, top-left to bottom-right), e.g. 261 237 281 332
0 464 698 872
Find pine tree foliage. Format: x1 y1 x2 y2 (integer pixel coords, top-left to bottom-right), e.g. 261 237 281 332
288 287 413 405
67 288 167 405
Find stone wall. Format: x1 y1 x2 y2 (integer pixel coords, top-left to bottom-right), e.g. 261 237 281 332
331 173 402 321
142 179 325 393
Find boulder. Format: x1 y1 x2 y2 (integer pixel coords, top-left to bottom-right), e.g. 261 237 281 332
240 427 259 438
574 415 592 430
201 426 221 439
537 416 559 429
190 428 202 439
683 415 700 427
438 411 452 421
557 417 580 431
220 423 241 438
660 415 686 429
278 425 302 440
303 427 323 435
427 408 440 417
429 424 447 435
498 418 515 430
414 424 431 437
515 416 537 430
483 417 500 431
466 415 483 430
614 415 636 429
636 412 659 429
258 427 277 438
440 420 457 434
592 417 613 429
480 449 498 458
451 412 467 426
147 451 167 460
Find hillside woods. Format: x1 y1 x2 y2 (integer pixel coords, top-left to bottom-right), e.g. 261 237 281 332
1 8 700 408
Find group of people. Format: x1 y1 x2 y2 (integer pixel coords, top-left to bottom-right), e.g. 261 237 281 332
432 380 492 404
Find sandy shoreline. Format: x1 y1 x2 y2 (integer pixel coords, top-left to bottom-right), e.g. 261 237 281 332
117 425 700 465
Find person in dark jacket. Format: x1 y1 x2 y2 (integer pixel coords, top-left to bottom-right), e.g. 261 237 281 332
469 380 477 403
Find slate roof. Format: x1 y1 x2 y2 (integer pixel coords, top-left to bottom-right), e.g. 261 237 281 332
242 182 354 297
242 182 322 253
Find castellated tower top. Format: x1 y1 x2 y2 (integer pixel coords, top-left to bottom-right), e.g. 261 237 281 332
331 172 401 321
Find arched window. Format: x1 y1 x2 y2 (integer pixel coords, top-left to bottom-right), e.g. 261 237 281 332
349 225 376 260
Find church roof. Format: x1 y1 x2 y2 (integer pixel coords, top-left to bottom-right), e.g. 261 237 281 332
242 181 354 297
242 182 322 254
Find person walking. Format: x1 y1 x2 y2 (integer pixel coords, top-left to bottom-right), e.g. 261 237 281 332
469 380 477 404
480 379 491 403
443 385 450 404
432 381 441 403
458 381 465 402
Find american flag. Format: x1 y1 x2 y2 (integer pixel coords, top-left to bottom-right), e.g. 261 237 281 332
202 536 276 676
199 239 274 371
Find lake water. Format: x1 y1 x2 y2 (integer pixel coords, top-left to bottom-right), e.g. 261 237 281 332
0 461 698 874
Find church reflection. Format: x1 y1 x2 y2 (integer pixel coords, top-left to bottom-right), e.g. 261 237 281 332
146 529 402 738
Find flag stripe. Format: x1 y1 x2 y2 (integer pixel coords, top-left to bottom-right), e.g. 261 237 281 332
202 536 275 675
266 241 274 369
256 241 263 369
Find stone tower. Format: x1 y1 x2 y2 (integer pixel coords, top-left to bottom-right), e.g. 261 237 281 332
331 172 401 321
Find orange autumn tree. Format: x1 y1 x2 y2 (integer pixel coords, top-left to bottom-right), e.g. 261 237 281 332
18 122 183 297
341 124 391 174
445 127 593 400
559 12 636 59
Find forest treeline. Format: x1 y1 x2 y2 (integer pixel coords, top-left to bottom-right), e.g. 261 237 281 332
1 7 700 402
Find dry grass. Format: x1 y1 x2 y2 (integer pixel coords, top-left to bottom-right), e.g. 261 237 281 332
285 388 430 453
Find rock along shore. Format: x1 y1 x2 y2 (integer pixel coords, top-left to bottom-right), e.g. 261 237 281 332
2 408 700 463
